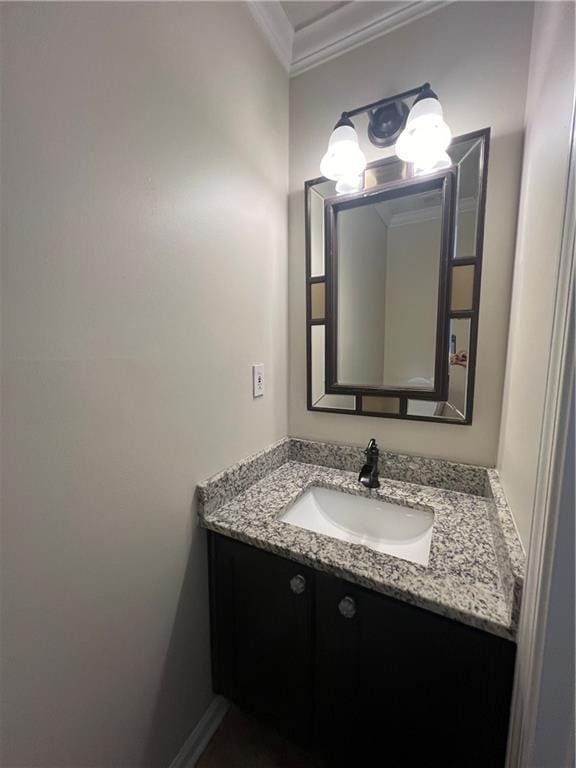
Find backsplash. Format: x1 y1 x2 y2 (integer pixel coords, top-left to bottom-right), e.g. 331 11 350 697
289 439 488 496
198 437 493 518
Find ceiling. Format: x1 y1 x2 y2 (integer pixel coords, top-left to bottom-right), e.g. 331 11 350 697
280 2 349 33
248 1 451 77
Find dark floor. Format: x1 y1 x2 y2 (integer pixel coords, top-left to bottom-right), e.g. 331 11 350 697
197 707 325 768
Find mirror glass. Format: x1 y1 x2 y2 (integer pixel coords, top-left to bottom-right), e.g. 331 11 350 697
447 317 470 416
455 140 482 259
361 396 400 414
310 324 356 410
310 282 325 320
406 317 470 419
335 185 444 390
310 181 335 277
451 264 475 311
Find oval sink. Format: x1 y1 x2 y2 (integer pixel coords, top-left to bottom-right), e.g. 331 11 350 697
280 486 434 566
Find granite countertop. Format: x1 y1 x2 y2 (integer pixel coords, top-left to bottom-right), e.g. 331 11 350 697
197 438 525 641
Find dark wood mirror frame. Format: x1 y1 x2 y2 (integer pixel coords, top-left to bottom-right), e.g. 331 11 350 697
305 127 491 425
324 170 455 401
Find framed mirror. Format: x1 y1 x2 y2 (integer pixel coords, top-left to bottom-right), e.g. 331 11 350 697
324 170 455 401
305 128 490 424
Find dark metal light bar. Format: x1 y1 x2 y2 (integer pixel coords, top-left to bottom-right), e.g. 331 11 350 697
340 82 431 121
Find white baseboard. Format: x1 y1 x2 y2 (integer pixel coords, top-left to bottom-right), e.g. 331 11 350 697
169 696 229 768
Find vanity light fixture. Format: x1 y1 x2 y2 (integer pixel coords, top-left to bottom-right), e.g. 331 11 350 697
320 116 367 183
320 82 452 185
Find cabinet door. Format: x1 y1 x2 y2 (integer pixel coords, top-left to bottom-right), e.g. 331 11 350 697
208 533 315 745
315 571 515 767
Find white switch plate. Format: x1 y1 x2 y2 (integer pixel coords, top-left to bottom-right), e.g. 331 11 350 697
252 364 264 397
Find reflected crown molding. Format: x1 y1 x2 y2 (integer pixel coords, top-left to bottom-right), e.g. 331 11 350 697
247 1 452 78
375 195 477 228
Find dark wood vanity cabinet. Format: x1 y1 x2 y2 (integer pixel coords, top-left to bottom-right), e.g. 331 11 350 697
208 532 516 767
315 572 515 767
208 532 315 744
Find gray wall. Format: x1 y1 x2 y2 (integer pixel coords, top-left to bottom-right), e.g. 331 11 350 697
384 218 440 387
0 4 288 766
337 205 387 385
497 0 575 548
288 1 533 465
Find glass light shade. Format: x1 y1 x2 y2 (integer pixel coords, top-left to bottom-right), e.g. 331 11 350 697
335 175 363 194
320 125 367 181
395 96 452 171
406 98 451 148
414 149 451 173
395 129 416 161
410 148 452 174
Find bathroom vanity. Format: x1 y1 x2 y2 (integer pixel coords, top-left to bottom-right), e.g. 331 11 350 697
198 438 524 767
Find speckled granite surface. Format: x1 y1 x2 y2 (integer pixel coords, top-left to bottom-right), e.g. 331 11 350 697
289 438 488 497
197 438 525 641
485 470 526 630
198 438 290 517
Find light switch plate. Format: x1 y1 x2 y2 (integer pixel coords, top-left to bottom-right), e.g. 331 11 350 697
252 364 264 397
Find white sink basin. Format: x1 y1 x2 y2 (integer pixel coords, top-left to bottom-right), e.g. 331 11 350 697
280 486 434 566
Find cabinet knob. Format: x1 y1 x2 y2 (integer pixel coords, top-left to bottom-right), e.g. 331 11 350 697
338 596 356 619
289 574 306 594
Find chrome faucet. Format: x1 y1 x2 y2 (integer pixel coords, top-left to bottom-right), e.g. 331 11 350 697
358 438 380 489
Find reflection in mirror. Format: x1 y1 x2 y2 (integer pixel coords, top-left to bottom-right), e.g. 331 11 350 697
310 182 335 276
334 183 446 391
310 282 325 320
455 140 482 259
364 157 407 189
310 189 324 276
447 317 470 416
406 317 470 420
311 323 325 405
361 396 400 414
406 399 444 418
451 264 475 311
310 324 355 409
307 135 484 279
313 393 357 410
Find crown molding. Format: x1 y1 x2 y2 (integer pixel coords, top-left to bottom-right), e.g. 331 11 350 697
247 1 451 78
247 1 293 73
292 1 452 76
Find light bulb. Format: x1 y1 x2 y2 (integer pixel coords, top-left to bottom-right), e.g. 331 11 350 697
320 124 367 181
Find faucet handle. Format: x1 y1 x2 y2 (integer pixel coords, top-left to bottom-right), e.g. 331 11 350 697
365 438 378 456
